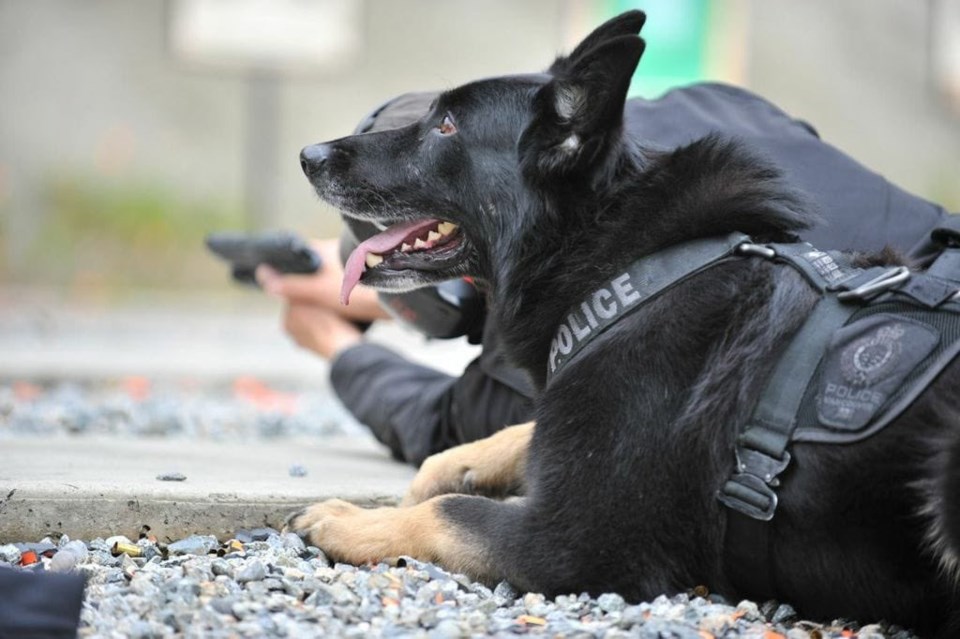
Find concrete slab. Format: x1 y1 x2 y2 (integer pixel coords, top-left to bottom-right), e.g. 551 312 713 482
0 435 415 543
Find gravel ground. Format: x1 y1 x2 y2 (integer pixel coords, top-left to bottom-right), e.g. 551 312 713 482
0 531 916 639
0 378 363 440
0 380 919 637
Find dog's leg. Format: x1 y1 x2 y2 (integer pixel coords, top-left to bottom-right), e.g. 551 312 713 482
403 421 534 506
286 495 518 582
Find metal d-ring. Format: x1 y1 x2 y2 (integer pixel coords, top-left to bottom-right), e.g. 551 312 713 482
837 266 911 301
735 243 776 260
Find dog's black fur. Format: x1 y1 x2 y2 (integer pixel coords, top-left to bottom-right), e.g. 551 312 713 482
301 11 960 635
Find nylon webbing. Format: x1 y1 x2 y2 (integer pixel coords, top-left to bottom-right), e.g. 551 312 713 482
546 232 749 382
718 247 862 600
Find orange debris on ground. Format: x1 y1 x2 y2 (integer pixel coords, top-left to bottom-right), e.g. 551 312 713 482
120 375 152 401
12 381 42 401
232 376 298 414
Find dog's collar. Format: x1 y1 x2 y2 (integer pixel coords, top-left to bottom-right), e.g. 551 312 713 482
546 232 751 382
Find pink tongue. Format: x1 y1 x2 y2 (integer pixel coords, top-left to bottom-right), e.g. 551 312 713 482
340 218 442 305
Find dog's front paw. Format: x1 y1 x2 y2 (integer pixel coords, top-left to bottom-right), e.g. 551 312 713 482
404 450 473 506
403 422 533 506
284 499 372 564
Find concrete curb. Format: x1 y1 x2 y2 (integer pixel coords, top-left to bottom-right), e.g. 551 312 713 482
0 436 415 543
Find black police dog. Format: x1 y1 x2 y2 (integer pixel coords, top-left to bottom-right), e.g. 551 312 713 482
292 11 960 636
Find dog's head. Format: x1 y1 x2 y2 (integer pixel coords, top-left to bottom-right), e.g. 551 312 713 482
300 11 647 304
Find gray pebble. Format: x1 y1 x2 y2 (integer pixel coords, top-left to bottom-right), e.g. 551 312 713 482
0 544 21 564
210 558 233 578
176 578 201 598
304 584 335 607
735 599 763 621
429 618 463 638
772 602 799 624
127 620 166 639
209 596 236 616
330 582 360 605
49 540 89 572
235 559 267 583
597 592 626 613
166 535 218 556
492 580 517 605
857 625 887 639
245 527 280 542
155 472 186 482
288 464 308 477
282 581 304 600
262 577 284 591
280 532 306 553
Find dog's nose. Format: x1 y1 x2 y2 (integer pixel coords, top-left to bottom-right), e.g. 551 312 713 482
300 144 332 178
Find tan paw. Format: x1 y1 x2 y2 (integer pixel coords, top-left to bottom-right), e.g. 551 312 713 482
403 422 533 506
284 499 374 564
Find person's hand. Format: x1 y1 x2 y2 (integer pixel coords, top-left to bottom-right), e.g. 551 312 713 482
282 301 364 360
255 238 389 323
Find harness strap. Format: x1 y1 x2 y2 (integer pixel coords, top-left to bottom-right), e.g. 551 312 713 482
719 293 859 597
763 243 861 292
546 232 750 382
717 242 865 598
718 243 960 599
927 248 960 284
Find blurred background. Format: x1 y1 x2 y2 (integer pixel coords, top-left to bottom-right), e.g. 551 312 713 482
0 0 959 391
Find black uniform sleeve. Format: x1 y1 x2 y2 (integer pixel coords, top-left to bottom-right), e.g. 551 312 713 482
330 337 534 466
0 568 84 639
626 84 957 258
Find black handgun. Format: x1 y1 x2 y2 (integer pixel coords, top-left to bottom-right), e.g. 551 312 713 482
206 231 322 286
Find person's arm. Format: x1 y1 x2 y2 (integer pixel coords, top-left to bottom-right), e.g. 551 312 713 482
330 343 454 464
330 342 534 466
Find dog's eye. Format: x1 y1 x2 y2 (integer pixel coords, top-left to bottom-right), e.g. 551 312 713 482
438 115 457 136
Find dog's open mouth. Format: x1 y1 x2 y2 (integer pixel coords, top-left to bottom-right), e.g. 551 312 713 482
341 218 463 304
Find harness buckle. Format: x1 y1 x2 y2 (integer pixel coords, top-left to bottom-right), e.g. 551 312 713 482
735 447 791 486
718 473 779 521
718 449 791 521
837 266 911 301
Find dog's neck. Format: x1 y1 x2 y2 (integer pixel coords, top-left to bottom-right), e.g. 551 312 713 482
489 136 812 388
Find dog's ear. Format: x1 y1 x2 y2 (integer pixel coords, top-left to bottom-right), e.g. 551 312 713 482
521 34 645 180
548 10 646 74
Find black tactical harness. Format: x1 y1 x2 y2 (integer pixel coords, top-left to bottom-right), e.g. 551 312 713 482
546 230 960 599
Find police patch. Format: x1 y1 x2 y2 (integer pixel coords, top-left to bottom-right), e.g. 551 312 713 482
817 314 940 431
840 323 904 387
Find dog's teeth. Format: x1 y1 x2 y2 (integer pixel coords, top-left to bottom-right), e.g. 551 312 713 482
414 238 428 250
427 230 441 242
438 222 458 236
365 253 384 268
401 243 413 252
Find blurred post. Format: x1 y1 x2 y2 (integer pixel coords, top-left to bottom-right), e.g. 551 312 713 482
169 0 365 231
931 0 960 113
245 71 281 231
